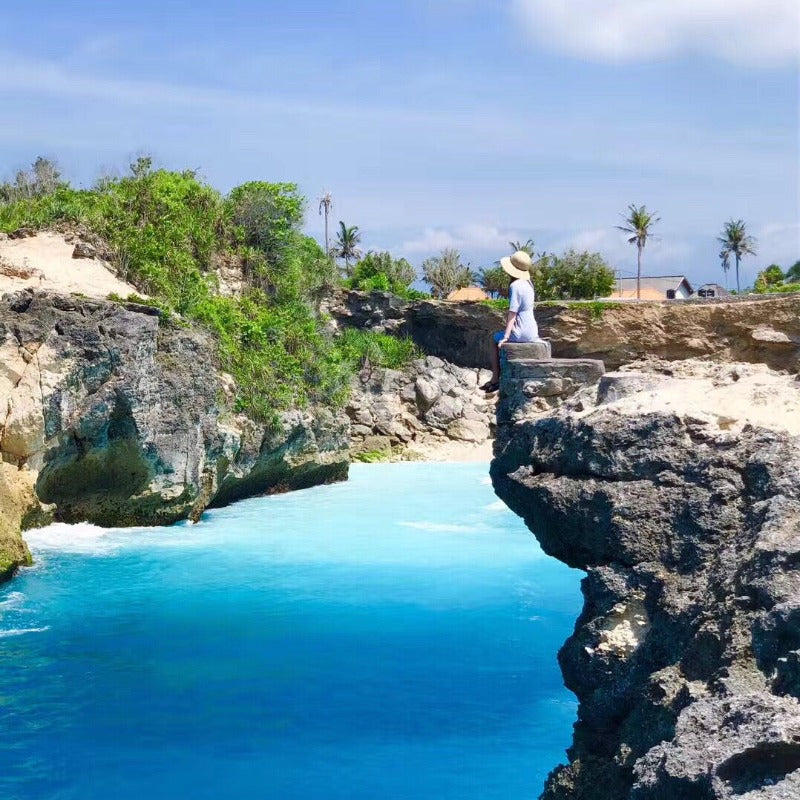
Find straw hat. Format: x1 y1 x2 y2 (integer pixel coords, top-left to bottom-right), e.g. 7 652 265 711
500 250 533 281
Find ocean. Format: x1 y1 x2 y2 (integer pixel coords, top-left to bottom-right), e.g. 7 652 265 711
0 462 580 799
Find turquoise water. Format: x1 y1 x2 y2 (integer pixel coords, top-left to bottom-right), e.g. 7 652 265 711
0 462 580 800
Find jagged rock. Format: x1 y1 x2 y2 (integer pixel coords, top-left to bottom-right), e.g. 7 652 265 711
414 377 440 412
0 290 349 546
8 228 35 239
0 464 51 579
347 355 494 454
71 241 98 259
491 358 800 799
446 418 490 442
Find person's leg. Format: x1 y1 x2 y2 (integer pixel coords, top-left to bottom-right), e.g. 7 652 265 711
480 332 503 390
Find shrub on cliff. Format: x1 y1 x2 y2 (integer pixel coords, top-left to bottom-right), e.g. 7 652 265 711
533 249 616 300
0 162 350 419
346 251 417 296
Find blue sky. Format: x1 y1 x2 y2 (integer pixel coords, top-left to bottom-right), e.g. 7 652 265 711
1 0 798 287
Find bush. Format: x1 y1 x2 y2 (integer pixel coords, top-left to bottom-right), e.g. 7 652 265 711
334 329 422 371
346 251 417 296
0 164 352 419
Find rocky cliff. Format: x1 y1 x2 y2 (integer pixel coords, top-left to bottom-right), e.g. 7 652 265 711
0 290 349 576
329 290 800 374
492 359 800 799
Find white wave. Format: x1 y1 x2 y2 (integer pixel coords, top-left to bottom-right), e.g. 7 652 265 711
0 591 26 610
24 522 128 555
480 477 492 485
0 626 49 638
398 521 477 533
484 500 510 512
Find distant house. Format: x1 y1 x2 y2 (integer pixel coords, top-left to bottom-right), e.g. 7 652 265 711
604 275 694 301
696 283 731 298
447 286 488 302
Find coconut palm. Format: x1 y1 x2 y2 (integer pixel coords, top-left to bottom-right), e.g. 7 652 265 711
318 191 333 257
616 204 660 299
333 221 362 276
509 239 536 256
718 219 757 294
719 249 731 290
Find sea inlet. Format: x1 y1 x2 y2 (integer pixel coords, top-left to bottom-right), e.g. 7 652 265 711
0 462 580 800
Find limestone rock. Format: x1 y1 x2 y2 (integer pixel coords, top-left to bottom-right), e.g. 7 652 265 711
0 290 350 543
0 464 49 580
491 358 800 799
71 241 98 259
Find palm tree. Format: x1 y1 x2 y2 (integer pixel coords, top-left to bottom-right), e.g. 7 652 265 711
318 191 333 257
616 204 660 299
719 249 731 290
718 219 756 294
333 221 362 276
509 239 536 256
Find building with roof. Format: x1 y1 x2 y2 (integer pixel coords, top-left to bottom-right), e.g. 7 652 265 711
696 283 731 298
604 276 694 301
446 286 489 302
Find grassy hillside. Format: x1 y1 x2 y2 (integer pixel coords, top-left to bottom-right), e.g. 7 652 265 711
0 160 415 420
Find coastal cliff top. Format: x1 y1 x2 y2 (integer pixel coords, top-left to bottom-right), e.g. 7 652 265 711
570 358 800 436
0 231 138 299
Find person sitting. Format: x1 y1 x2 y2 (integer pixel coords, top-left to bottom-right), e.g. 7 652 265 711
480 250 539 393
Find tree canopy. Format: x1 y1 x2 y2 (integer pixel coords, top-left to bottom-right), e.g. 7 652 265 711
421 249 474 298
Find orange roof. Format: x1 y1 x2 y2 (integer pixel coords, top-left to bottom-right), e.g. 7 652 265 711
447 286 488 302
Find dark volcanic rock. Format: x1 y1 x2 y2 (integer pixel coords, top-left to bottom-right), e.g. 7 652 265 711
491 360 800 800
0 290 349 538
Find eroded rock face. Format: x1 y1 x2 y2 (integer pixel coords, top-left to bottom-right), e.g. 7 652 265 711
0 291 349 562
491 359 800 799
328 290 800 373
347 355 495 455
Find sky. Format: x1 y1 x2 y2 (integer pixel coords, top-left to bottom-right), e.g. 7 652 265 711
1 0 798 287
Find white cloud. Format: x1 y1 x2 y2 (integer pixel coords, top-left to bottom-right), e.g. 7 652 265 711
512 0 800 66
399 224 522 256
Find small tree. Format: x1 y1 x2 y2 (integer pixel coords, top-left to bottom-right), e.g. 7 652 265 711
718 219 756 295
478 265 510 298
0 156 64 203
333 221 362 276
349 251 417 294
421 249 474 298
616 204 660 299
227 182 305 268
547 250 616 299
753 264 785 294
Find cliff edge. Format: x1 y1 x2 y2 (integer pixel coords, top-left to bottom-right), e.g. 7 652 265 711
0 290 349 576
492 359 800 799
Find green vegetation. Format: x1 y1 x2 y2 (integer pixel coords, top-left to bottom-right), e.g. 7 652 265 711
352 449 392 463
753 262 800 295
481 297 510 310
0 157 350 419
333 328 421 371
478 265 508 298
421 249 475 298
345 250 420 297
533 249 616 300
